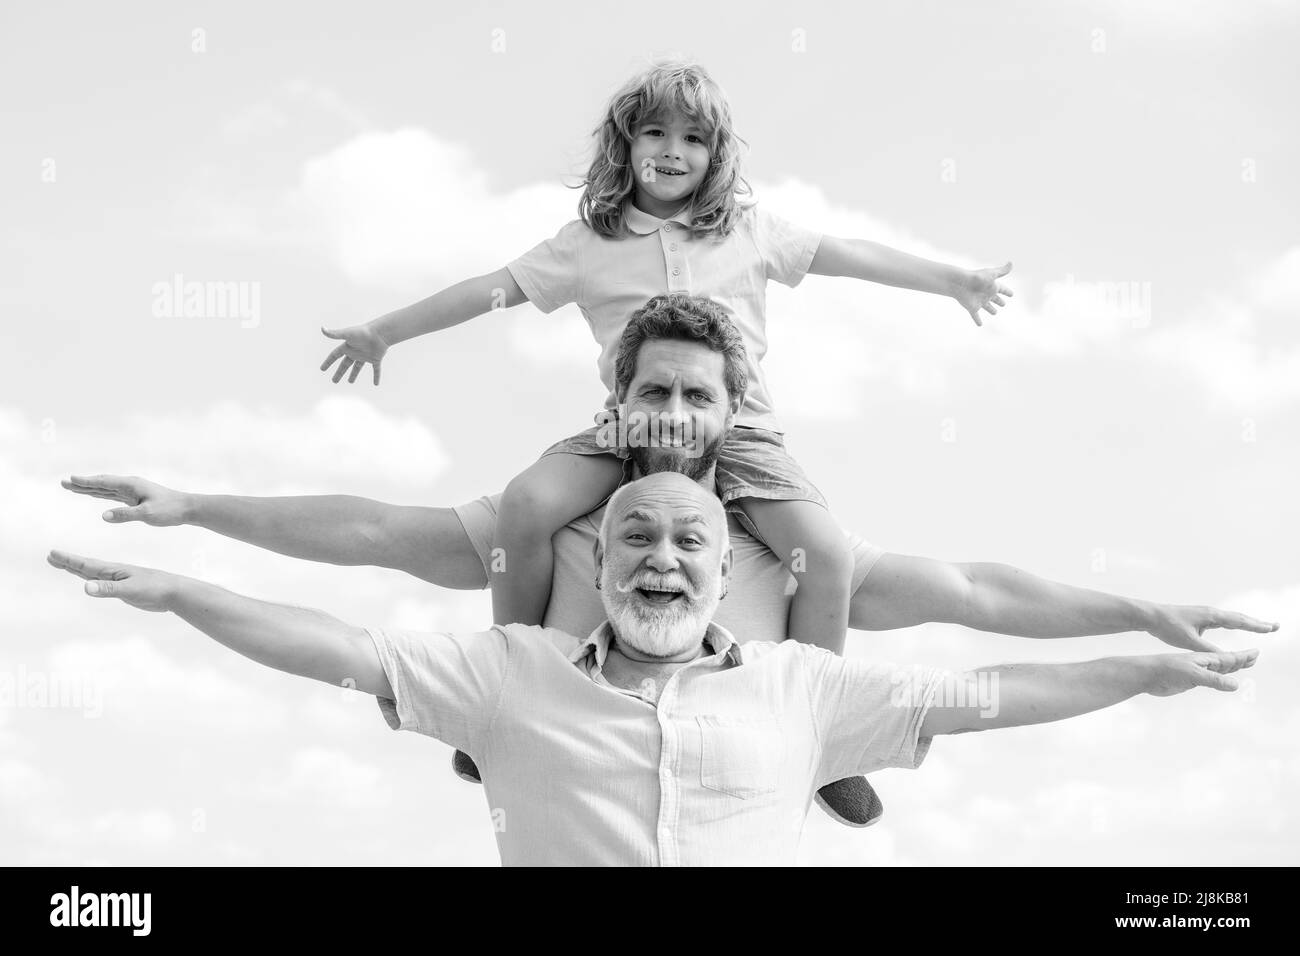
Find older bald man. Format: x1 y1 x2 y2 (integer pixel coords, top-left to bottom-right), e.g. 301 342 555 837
48 471 1259 866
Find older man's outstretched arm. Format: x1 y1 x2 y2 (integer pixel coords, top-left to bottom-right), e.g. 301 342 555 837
850 552 1277 652
919 649 1259 737
46 549 394 698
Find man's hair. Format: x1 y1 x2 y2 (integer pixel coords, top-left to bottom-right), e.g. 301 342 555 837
612 293 748 405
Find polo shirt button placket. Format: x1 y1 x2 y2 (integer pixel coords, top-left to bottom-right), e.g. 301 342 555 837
655 680 683 866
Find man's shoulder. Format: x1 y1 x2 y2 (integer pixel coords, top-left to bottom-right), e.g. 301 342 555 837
495 622 586 658
735 638 849 674
734 638 804 663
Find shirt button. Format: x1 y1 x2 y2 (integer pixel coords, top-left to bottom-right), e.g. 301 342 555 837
669 243 678 251
672 268 680 276
663 223 672 232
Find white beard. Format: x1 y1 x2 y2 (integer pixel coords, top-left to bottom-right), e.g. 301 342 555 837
601 569 721 659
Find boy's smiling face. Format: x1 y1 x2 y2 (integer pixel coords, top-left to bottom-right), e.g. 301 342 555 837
629 111 711 217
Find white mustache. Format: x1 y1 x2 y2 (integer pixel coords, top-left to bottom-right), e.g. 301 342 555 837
615 575 695 597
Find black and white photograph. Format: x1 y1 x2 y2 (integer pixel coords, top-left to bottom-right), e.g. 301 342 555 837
1 0 1295 910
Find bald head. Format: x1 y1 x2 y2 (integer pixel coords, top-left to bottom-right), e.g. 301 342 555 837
598 472 727 550
596 473 731 658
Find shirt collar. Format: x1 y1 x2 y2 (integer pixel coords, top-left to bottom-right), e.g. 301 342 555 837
623 199 695 236
569 619 743 671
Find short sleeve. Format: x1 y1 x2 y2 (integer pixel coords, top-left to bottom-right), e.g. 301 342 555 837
749 205 823 288
451 494 500 584
365 625 510 756
801 645 951 785
506 220 587 313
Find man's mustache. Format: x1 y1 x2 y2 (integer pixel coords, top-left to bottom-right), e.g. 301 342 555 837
614 573 699 598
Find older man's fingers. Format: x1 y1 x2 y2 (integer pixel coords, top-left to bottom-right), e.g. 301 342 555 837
1200 649 1259 673
997 284 1015 296
372 362 381 386
348 360 364 384
61 480 121 501
332 358 353 384
991 294 1007 307
47 550 118 580
84 579 124 598
1198 670 1240 692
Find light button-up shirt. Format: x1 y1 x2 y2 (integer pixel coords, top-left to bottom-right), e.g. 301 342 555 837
367 620 947 866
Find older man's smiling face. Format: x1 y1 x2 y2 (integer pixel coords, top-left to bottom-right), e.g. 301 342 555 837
597 473 732 659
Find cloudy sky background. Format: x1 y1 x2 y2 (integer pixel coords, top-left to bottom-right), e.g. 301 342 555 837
2 0 1297 865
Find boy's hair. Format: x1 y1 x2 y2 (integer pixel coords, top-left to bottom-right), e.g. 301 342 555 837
578 58 752 241
613 294 748 405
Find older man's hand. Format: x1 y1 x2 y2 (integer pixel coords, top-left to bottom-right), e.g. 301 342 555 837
1147 603 1279 652
1140 648 1260 696
47 550 177 612
61 474 191 526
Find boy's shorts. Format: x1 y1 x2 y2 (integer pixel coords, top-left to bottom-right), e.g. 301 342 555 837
541 424 828 510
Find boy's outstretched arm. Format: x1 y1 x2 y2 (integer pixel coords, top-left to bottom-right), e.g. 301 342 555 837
320 266 528 384
46 550 393 698
807 236 1013 326
849 552 1278 651
920 649 1259 737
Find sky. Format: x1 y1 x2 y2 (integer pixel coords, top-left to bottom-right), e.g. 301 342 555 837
1 0 1297 865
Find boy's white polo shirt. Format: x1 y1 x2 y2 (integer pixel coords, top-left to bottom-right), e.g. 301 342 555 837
507 201 824 434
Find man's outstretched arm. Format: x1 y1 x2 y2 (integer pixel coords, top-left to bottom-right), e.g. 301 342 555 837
850 552 1278 652
60 474 485 589
47 549 393 697
920 648 1259 737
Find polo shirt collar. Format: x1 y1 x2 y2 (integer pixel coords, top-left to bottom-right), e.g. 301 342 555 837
623 199 694 236
570 619 743 670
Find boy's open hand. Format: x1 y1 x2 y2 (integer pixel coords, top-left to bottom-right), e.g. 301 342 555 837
956 262 1014 327
320 323 388 385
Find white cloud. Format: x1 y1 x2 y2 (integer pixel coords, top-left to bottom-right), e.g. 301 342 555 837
242 746 393 812
179 123 1300 417
288 128 576 291
1 396 447 520
44 636 287 732
0 759 48 804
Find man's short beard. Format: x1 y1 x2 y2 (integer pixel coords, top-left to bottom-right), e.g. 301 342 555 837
601 568 721 659
628 431 725 482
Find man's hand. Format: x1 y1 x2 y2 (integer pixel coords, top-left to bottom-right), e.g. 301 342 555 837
47 550 177 612
320 322 389 385
61 474 190 526
954 262 1014 327
1142 648 1259 696
1147 603 1279 652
